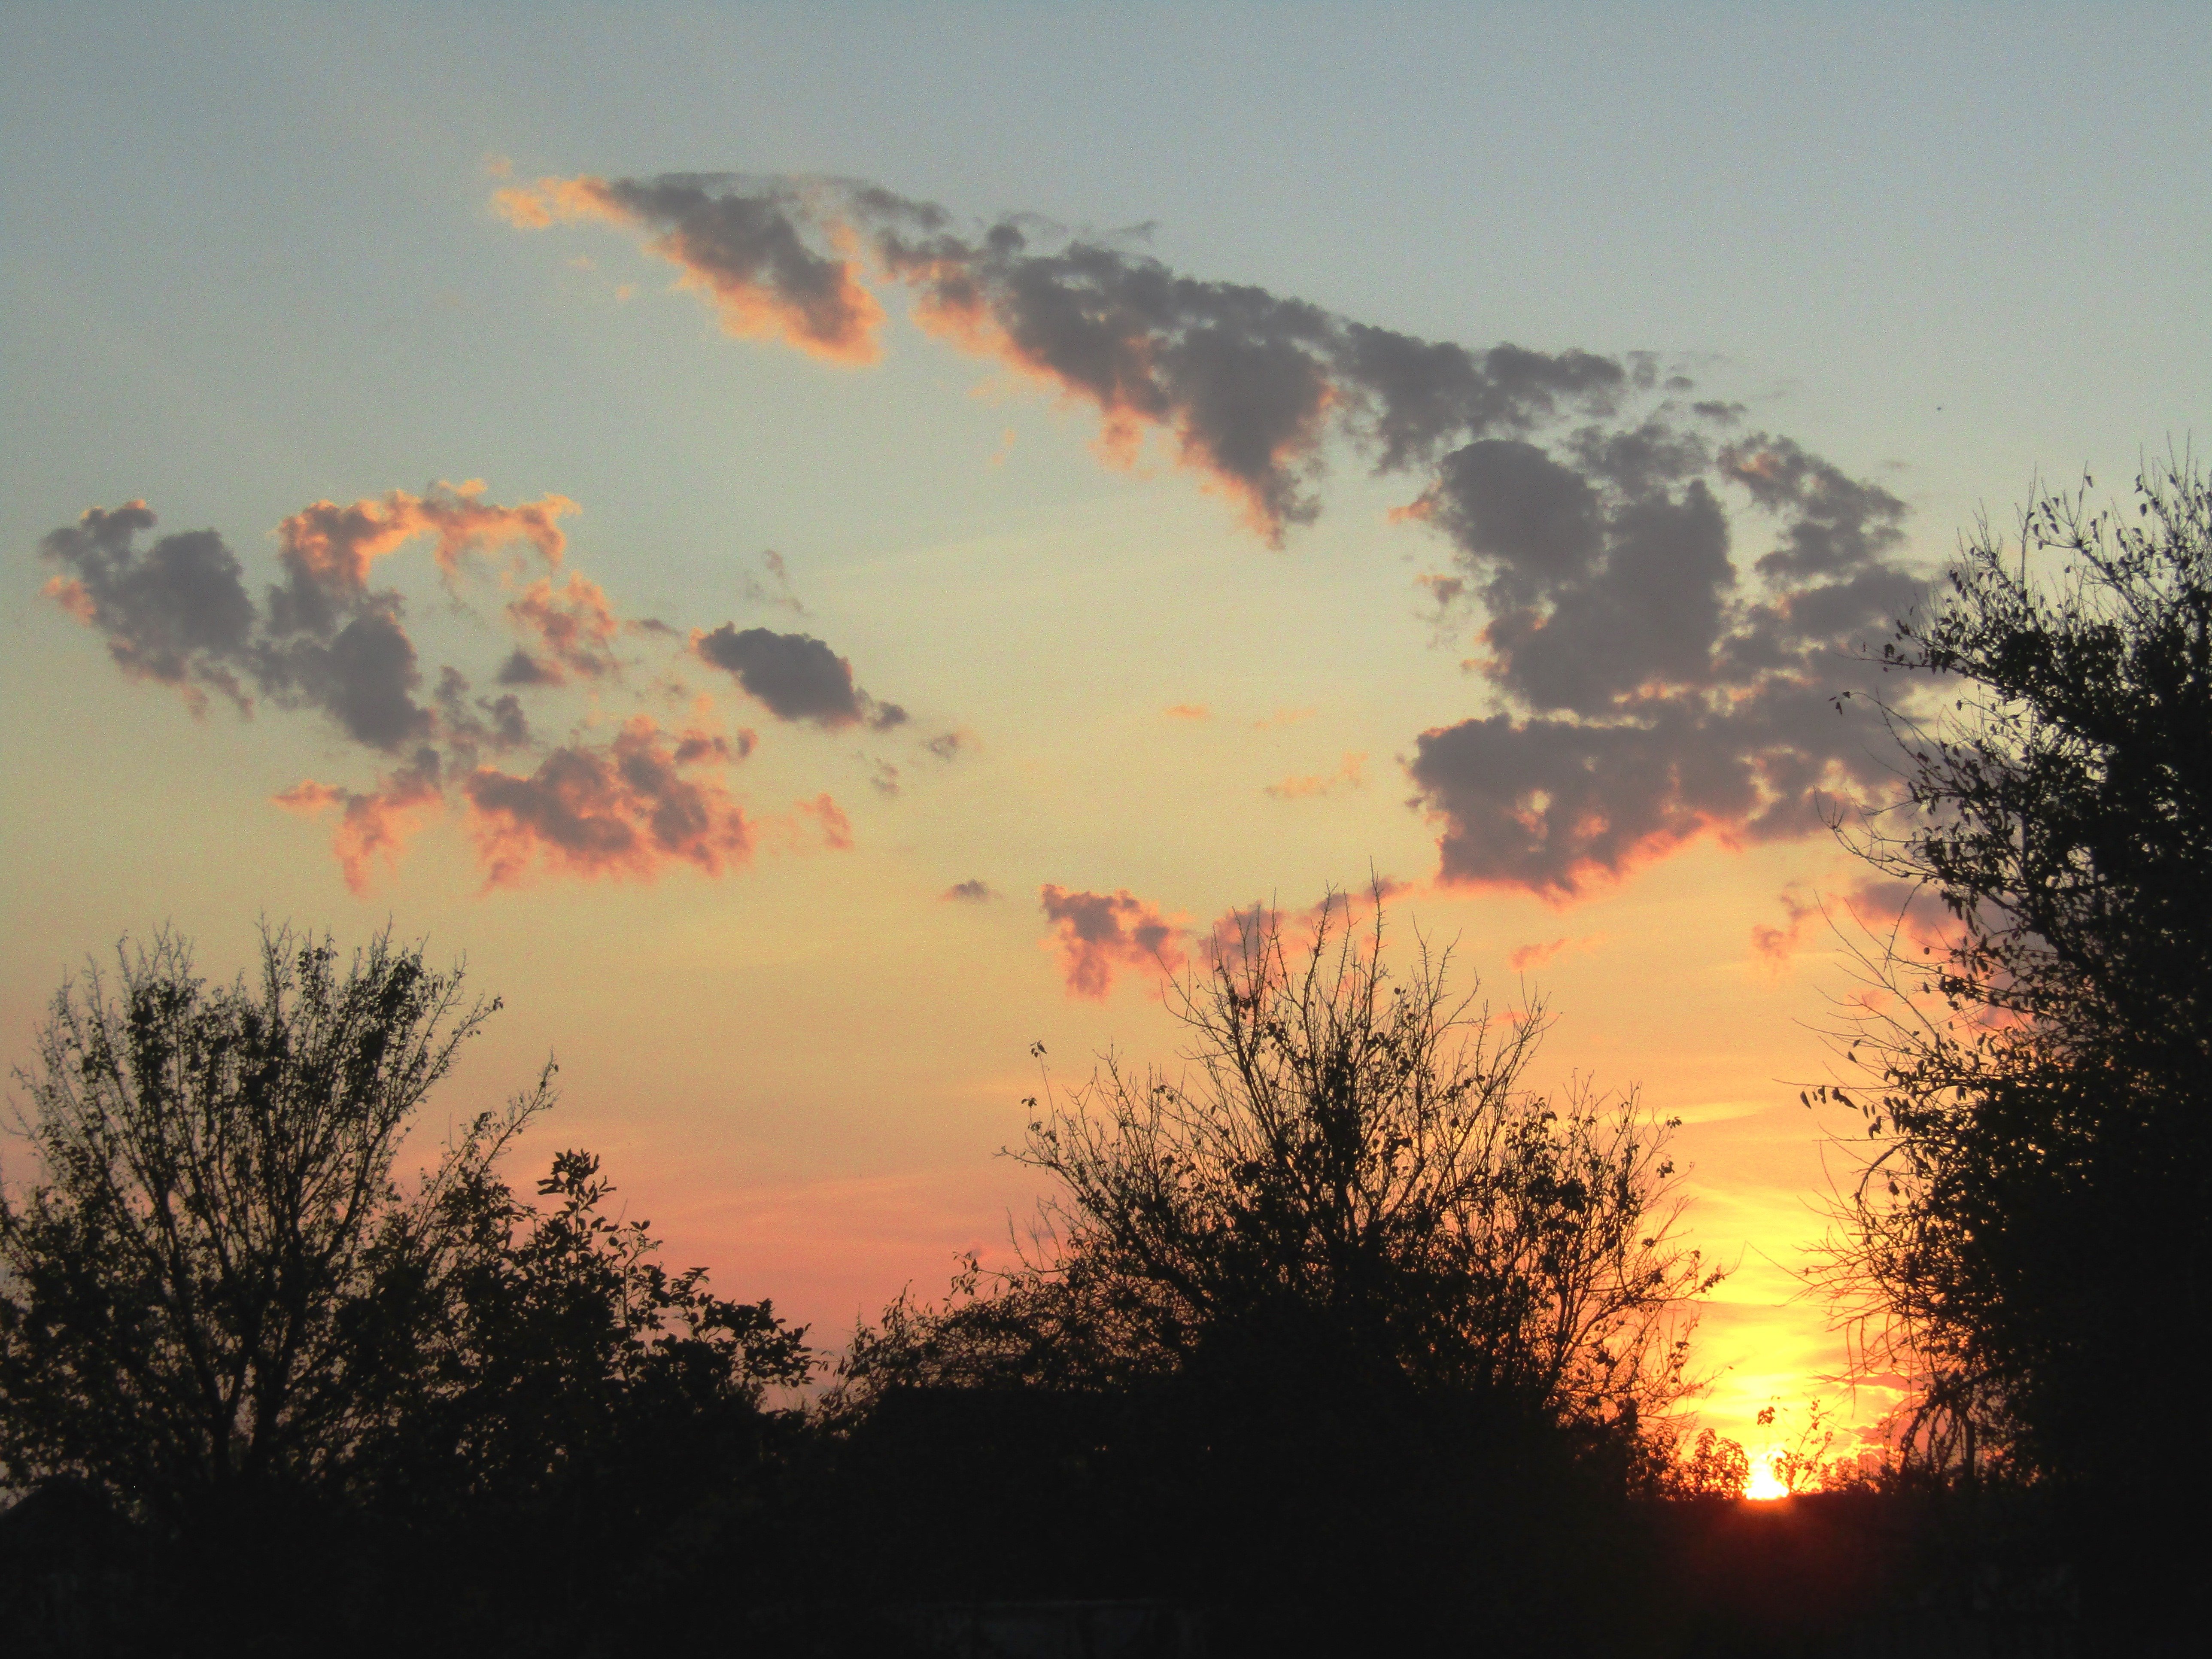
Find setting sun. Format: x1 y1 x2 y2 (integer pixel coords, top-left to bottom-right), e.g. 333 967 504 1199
1744 1455 1791 1502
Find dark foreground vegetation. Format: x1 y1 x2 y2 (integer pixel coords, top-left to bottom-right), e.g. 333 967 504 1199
4 464 2207 1655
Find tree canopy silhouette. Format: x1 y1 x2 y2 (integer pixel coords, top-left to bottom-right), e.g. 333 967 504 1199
1827 457 2212 1506
0 925 809 1648
891 897 1704 1418
835 894 1713 1648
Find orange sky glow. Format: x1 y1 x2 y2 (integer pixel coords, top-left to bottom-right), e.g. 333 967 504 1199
6 6 2207 1492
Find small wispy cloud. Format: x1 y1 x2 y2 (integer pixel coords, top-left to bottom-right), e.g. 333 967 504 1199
1265 752 1364 800
1507 932 1605 973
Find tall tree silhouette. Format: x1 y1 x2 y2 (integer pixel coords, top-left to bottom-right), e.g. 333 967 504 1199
0 927 539 1524
1827 459 2212 1527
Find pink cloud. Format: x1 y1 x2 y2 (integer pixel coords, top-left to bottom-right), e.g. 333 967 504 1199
1202 879 1415 969
1507 932 1604 973
1265 751 1365 799
794 792 853 851
463 716 752 887
1751 876 1956 967
277 481 574 596
495 175 884 364
274 749 445 895
1039 884 1188 1000
504 572 623 683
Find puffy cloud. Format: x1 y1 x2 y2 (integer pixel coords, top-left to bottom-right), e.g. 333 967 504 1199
268 482 574 638
1164 703 1210 721
39 499 442 748
495 174 883 362
259 607 435 751
464 717 753 887
1039 884 1187 1000
273 748 445 895
37 490 827 896
39 503 256 711
1719 435 1908 580
504 572 622 684
1400 419 1921 898
1409 671 1895 899
942 878 995 903
691 623 905 729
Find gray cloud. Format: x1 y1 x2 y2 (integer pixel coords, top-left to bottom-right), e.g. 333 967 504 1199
39 503 257 708
511 173 1633 546
854 196 1628 544
259 608 434 751
1405 421 1923 894
463 717 754 886
40 501 440 747
1720 434 1909 580
503 171 1936 898
498 174 881 360
436 667 532 760
36 491 801 894
691 623 907 729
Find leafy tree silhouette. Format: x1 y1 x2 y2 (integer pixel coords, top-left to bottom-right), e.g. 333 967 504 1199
1824 457 2212 1632
0 925 809 1652
834 891 1715 1653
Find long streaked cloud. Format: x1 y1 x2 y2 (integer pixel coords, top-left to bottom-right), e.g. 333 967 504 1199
504 171 1927 900
1265 751 1364 800
36 490 907 892
494 174 883 362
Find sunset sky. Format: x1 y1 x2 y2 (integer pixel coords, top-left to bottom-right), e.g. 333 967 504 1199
4 3 2208 1467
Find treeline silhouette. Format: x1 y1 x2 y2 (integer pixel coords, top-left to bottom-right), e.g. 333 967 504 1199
6 463 2207 1656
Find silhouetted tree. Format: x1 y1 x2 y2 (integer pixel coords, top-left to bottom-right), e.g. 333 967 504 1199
0 925 810 1650
836 893 1711 1650
852 893 1710 1426
0 927 542 1526
1826 458 2212 1620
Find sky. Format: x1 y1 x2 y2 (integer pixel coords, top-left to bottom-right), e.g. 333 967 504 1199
4 1 2208 1471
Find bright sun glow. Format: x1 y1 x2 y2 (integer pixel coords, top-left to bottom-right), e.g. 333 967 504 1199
1744 1453 1790 1501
